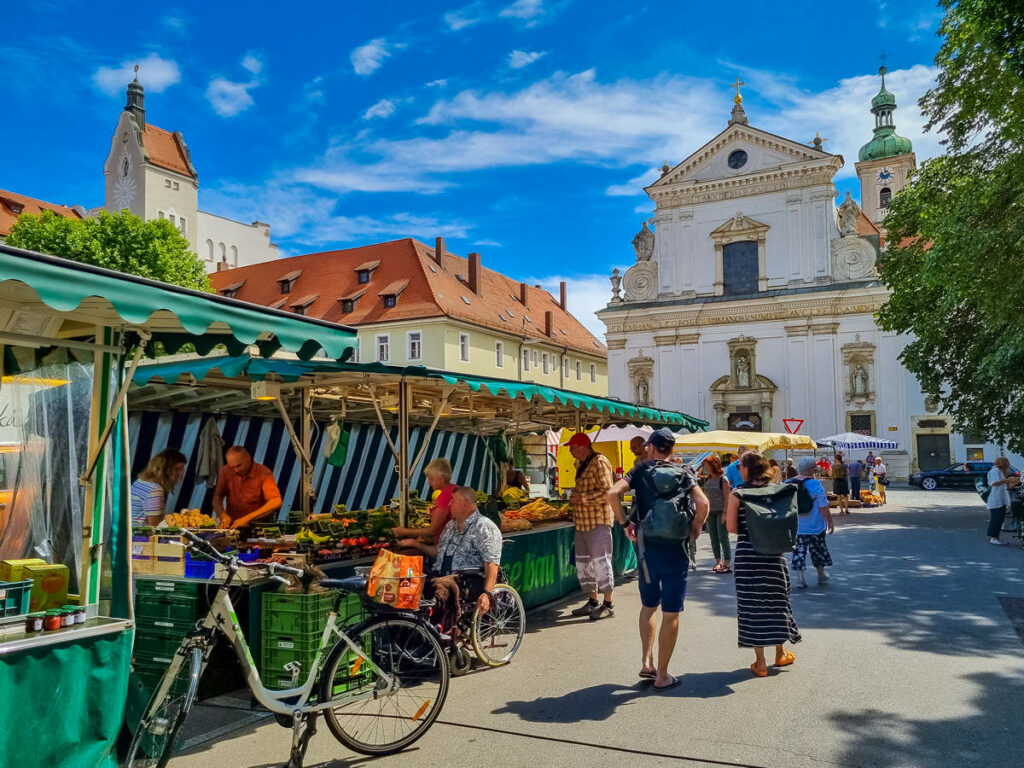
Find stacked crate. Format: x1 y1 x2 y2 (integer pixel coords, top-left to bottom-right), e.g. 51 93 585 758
259 590 365 690
132 580 202 689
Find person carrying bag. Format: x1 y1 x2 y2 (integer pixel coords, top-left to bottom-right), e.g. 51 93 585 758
732 483 799 555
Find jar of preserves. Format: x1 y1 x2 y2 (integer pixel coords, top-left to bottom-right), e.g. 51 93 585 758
74 607 87 625
24 613 44 633
43 610 62 631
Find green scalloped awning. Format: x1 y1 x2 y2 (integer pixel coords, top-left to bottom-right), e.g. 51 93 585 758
132 355 709 432
0 245 358 360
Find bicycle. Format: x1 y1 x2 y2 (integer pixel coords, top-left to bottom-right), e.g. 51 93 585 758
125 530 450 768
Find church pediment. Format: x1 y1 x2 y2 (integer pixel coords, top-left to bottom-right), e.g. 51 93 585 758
709 213 770 242
648 123 839 191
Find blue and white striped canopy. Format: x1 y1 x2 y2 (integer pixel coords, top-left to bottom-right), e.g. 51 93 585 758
816 432 899 451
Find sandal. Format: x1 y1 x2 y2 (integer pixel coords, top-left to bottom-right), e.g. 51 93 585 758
718 565 732 573
774 651 795 667
638 669 656 680
749 663 767 678
653 675 681 691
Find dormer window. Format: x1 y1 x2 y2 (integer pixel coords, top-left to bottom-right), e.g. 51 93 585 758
219 280 245 298
1 198 25 214
277 269 302 294
289 294 318 315
377 279 409 308
354 259 381 285
338 288 366 314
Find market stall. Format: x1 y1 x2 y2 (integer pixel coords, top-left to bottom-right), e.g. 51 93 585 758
0 243 358 767
672 429 818 453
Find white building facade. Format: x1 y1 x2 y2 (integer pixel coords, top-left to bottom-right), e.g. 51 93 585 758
599 74 1022 479
101 74 278 272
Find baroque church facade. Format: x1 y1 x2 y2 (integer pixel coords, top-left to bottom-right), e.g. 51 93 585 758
99 72 278 272
599 69 1018 479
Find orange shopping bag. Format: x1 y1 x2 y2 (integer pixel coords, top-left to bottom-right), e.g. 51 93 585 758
367 549 425 609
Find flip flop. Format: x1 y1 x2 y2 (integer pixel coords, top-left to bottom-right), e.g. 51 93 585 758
638 670 656 680
750 663 768 678
718 566 732 574
774 651 796 667
653 675 681 691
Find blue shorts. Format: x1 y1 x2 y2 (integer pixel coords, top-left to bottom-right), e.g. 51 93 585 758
637 539 688 613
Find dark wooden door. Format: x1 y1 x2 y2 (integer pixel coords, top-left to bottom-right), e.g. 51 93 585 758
917 433 951 472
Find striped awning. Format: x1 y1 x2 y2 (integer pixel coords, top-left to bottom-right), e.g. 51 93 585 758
816 432 899 450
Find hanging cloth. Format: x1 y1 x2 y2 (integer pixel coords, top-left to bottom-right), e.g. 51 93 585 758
324 422 350 468
195 417 224 488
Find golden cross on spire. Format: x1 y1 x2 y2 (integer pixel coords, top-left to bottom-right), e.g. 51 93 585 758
730 77 745 105
810 131 828 150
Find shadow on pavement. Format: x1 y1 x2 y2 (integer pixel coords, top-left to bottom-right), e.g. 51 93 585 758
492 682 648 722
829 670 1024 768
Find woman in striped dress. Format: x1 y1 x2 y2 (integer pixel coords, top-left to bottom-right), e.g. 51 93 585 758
726 451 801 677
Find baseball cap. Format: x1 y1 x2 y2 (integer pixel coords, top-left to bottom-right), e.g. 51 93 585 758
644 427 676 452
563 433 592 448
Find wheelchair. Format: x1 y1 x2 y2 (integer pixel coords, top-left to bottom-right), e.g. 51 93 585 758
431 556 526 676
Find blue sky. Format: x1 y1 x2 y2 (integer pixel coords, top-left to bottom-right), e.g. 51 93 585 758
3 0 946 335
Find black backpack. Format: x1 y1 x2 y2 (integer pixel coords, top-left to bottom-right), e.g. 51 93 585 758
734 483 799 555
637 464 696 543
788 478 816 515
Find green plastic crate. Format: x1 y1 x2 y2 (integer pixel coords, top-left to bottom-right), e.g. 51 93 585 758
0 579 32 618
136 615 195 637
135 593 199 625
259 645 320 690
134 632 185 666
262 591 362 636
135 579 202 599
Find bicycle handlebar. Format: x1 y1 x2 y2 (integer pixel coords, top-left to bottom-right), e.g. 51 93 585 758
178 529 305 579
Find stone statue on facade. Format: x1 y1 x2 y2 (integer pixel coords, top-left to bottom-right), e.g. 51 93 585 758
632 221 655 262
609 268 623 303
736 355 751 388
838 191 860 237
637 377 649 405
852 364 868 396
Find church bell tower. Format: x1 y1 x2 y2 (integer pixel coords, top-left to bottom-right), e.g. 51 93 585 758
854 66 916 231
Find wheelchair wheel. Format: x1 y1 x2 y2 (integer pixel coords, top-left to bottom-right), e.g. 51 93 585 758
471 584 525 667
449 644 472 676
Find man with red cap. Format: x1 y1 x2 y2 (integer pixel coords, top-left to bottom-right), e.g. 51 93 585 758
566 432 617 620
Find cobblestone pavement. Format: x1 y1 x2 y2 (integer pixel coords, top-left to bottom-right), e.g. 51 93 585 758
169 488 1024 768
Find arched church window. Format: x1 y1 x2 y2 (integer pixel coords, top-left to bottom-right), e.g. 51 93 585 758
230 245 238 267
206 240 214 262
722 240 759 296
219 242 227 262
879 187 892 208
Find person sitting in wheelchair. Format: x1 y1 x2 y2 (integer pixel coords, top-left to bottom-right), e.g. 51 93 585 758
398 485 502 633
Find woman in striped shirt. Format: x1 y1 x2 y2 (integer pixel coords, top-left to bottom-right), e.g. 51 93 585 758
726 451 802 677
131 449 187 525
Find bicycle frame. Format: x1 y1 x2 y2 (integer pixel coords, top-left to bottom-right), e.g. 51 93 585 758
153 578 396 718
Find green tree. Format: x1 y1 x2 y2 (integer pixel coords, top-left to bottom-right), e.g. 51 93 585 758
6 209 210 292
878 0 1024 453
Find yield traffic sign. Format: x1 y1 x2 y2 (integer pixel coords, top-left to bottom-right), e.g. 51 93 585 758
782 418 804 434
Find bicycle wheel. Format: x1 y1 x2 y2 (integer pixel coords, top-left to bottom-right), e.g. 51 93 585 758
125 646 203 768
471 584 525 666
319 617 449 755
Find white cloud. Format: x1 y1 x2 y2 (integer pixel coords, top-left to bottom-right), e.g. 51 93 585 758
528 273 618 340
606 167 661 196
474 239 502 247
500 0 545 20
93 53 180 96
206 78 257 117
508 50 546 69
241 54 263 75
444 2 489 30
427 78 449 88
364 98 397 120
351 38 391 76
160 13 186 33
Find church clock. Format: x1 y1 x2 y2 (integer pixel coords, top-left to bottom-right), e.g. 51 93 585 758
876 167 893 184
112 152 136 210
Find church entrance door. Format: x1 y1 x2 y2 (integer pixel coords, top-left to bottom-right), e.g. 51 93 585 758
916 433 951 472
722 241 759 296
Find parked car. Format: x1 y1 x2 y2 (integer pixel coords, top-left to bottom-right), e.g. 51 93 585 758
909 461 1020 491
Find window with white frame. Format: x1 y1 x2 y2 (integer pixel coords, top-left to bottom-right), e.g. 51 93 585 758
590 363 597 383
576 360 582 380
376 334 390 363
179 217 187 235
351 345 360 363
495 341 504 368
563 357 569 378
532 351 538 366
542 352 549 374
459 333 470 362
407 331 422 361
522 347 530 371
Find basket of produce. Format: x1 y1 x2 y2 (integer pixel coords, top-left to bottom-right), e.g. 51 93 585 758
517 499 568 523
165 509 218 528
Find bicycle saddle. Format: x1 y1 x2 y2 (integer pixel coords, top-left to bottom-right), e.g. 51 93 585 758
319 576 367 593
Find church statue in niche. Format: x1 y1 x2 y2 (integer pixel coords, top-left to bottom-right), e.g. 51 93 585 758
842 337 876 406
852 364 869 396
736 354 751 388
627 351 655 407
636 377 650 406
838 191 860 237
632 221 655 261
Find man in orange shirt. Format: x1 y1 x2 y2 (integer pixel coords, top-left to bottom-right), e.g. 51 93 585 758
212 446 282 528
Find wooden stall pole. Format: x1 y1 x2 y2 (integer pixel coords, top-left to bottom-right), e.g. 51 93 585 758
301 388 314 519
398 379 411 527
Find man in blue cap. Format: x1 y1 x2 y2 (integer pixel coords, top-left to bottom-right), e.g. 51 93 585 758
607 427 709 691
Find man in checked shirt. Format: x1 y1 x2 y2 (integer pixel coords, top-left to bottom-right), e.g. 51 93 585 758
565 433 617 620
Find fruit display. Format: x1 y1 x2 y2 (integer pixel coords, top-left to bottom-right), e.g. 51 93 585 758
859 490 883 505
476 490 490 505
165 509 218 528
499 512 532 532
517 499 568 522
502 487 526 508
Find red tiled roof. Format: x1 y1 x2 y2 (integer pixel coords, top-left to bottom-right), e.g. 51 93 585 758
377 279 409 297
354 260 381 272
209 238 606 356
142 124 196 179
856 211 881 238
0 188 82 237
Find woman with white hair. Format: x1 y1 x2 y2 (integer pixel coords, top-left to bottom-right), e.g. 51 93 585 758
789 456 835 588
986 456 1019 545
392 457 457 543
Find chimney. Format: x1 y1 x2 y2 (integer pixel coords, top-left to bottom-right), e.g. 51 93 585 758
544 310 553 337
216 261 230 272
519 282 529 307
559 281 567 310
434 236 445 265
468 252 481 295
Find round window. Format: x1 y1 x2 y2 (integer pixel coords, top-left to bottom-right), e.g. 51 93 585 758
727 150 748 169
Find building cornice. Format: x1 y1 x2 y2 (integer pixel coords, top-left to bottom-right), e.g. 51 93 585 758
649 161 842 208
